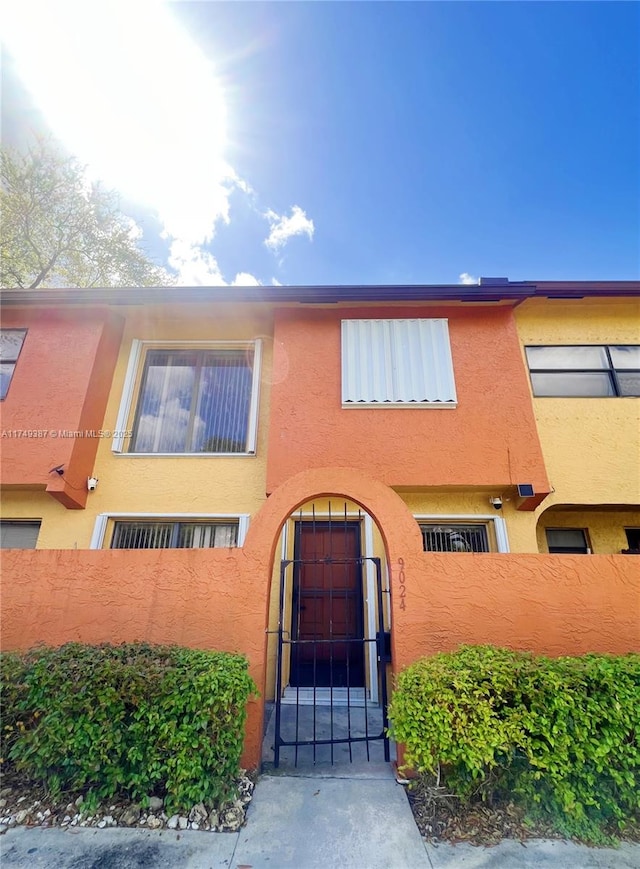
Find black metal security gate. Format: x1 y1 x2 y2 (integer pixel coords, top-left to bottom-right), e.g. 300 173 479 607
273 515 391 767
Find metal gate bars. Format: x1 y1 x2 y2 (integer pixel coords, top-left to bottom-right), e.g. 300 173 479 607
273 548 390 768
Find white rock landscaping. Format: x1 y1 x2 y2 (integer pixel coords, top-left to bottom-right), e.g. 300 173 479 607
0 772 255 835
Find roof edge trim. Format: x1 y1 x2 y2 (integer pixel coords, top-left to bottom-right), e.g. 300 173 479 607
0 281 638 307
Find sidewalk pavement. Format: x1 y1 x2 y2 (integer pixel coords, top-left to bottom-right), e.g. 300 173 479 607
2 772 640 868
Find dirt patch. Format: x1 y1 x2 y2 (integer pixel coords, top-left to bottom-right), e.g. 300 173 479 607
404 775 640 847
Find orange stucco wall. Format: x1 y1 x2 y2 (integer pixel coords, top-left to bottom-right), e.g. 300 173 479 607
0 307 124 508
2 468 638 769
266 306 550 494
393 552 640 662
0 547 265 769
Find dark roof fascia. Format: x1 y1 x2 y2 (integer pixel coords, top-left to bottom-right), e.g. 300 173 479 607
0 283 534 306
0 282 638 307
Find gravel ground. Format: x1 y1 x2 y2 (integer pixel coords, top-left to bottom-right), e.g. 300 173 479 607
3 764 639 850
0 767 254 838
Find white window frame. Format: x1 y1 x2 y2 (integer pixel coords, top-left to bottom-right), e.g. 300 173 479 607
111 339 263 455
90 513 250 549
414 514 510 553
341 318 458 409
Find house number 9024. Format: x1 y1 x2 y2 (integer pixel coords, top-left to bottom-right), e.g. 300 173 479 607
398 557 407 610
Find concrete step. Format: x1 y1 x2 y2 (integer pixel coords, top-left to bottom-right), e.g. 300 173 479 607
282 686 369 706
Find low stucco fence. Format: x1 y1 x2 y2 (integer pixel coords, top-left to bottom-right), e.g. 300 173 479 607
1 548 638 768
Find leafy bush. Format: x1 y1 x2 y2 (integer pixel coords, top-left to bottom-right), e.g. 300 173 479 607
388 646 640 843
0 643 257 812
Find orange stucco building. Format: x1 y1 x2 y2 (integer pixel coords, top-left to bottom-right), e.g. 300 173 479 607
1 280 639 768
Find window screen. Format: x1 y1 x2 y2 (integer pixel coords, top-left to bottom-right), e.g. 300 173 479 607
131 349 254 452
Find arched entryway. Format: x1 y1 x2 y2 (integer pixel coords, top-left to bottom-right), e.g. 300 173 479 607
268 498 390 768
242 467 424 771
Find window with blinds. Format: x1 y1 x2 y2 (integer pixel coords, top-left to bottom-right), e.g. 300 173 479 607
341 319 457 406
0 521 41 549
131 348 255 453
110 521 238 549
420 523 490 553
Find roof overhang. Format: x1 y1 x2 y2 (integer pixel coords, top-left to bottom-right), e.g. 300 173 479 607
0 281 638 307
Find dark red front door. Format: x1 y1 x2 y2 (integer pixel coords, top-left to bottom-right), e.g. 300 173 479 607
290 522 365 688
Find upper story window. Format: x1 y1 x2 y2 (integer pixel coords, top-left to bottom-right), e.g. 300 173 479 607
0 329 27 400
341 319 457 407
525 345 640 397
113 340 262 454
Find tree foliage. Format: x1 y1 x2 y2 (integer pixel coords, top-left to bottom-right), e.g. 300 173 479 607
1 140 171 289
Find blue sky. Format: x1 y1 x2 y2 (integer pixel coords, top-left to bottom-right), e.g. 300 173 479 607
3 1 639 286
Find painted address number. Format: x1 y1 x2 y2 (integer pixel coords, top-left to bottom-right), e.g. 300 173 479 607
398 557 407 610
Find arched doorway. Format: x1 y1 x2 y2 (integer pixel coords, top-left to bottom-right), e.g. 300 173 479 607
266 498 391 769
241 466 424 770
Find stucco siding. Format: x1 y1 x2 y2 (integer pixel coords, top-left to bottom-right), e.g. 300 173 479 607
1 304 275 546
266 304 550 494
516 298 640 508
2 546 638 768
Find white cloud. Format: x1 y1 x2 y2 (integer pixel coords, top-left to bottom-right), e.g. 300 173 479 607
271 277 283 286
136 399 205 452
168 240 226 285
167 243 261 287
265 205 315 252
459 272 479 285
232 272 261 286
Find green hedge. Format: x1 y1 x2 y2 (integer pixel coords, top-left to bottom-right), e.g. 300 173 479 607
0 643 257 813
388 646 640 843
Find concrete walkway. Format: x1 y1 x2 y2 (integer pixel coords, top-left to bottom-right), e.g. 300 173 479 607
3 772 640 868
235 773 426 867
